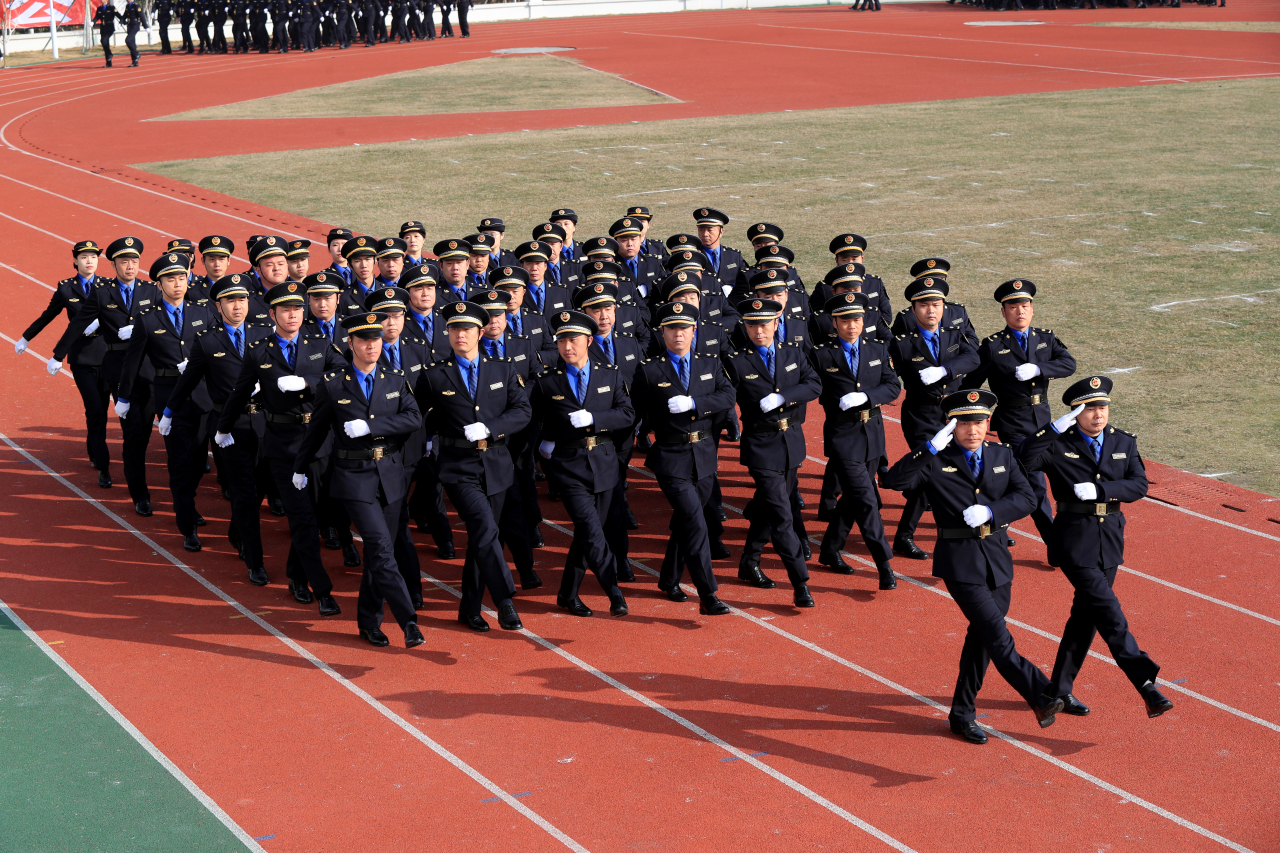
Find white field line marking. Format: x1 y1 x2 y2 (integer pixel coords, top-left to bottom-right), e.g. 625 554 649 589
616 556 1257 853
0 209 75 245
1149 289 1280 312
0 596 270 853
0 330 75 378
0 259 57 291
419 542 919 853
0 433 592 853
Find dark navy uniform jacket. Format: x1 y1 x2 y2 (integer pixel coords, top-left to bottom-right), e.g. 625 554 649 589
617 254 665 311
1018 424 1147 569
889 328 980 444
417 355 532 496
891 299 978 348
167 321 273 429
723 342 820 472
811 337 901 464
118 300 217 412
700 244 746 299
54 278 161 384
523 281 572 319
403 308 453 360
811 273 892 332
503 308 554 359
302 316 351 352
24 275 111 368
531 362 634 494
884 440 1035 586
294 367 422 504
962 327 1076 439
630 352 736 481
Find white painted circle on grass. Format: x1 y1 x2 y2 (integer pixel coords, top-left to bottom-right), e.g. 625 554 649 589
965 20 1044 26
492 46 576 54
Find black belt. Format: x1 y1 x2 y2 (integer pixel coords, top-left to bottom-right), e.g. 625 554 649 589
939 523 1006 540
566 436 607 449
154 368 183 378
655 430 708 445
833 406 880 424
1057 500 1121 516
210 401 260 415
1004 393 1043 408
746 417 794 435
439 435 506 451
338 445 400 460
105 342 130 352
265 411 312 424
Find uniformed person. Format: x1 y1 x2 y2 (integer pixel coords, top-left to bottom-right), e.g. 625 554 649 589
828 235 893 332
630 302 736 615
155 0 174 53
890 258 979 346
888 276 980 559
121 0 148 66
516 239 571 319
196 236 235 302
324 227 355 287
532 223 581 291
432 238 471 304
286 239 312 284
476 217 517 268
340 235 381 313
19 241 113 486
750 269 811 352
243 235 290 324
533 310 633 617
626 206 669 262
293 312 425 648
93 1 122 66
215 281 345 608
180 0 198 53
1018 377 1172 719
962 279 1076 551
663 250 734 332
692 207 745 299
52 237 158 515
301 271 348 349
400 220 427 267
811 292 900 589
550 208 583 265
418 301 532 633
167 274 274 586
464 233 497 291
884 389 1065 743
723 298 822 606
490 264 554 359
611 217 665 308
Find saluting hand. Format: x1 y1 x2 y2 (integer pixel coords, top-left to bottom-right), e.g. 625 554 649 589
929 418 957 452
1052 404 1087 434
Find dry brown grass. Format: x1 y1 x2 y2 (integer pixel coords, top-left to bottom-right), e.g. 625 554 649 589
1091 21 1280 33
142 77 1280 494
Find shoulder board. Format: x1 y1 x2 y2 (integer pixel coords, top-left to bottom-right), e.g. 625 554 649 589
424 360 448 371
385 367 405 377
615 330 635 339
1115 427 1136 437
58 277 75 286
780 341 798 348
323 370 341 380
196 328 210 337
640 358 653 365
984 333 999 342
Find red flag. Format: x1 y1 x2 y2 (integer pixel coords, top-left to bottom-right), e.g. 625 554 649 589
5 0 92 28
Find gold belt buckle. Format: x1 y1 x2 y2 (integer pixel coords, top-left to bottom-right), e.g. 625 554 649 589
1095 503 1108 516
246 403 259 414
688 432 701 444
372 447 385 461
978 523 991 539
584 436 597 450
778 418 789 431
1031 394 1041 405
859 409 870 423
476 439 489 451
301 412 312 424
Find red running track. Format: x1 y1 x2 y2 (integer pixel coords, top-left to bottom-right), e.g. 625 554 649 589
2 6 1278 852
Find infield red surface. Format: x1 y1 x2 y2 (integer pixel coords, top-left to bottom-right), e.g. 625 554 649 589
2 5 1278 852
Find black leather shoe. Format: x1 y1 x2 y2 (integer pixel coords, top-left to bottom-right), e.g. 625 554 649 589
520 571 543 591
800 540 812 560
625 508 639 530
531 527 544 548
716 506 727 522
609 596 629 617
135 500 153 517
268 497 286 516
194 514 207 527
323 527 341 550
877 563 897 590
221 486 232 500
699 595 731 616
98 470 112 488
710 540 731 560
360 627 390 647
950 719 988 744
1006 536 1016 548
342 542 362 567
404 622 425 648
557 596 592 617
459 613 490 632
1060 693 1091 716
437 541 455 559
411 592 424 610
893 537 928 560
737 564 776 589
317 594 341 616
819 553 856 575
793 584 815 608
636 434 652 452
1036 696 1065 728
1139 682 1173 718
660 585 689 603
248 566 269 586
616 565 635 582
183 532 202 552
497 600 523 630
289 579 313 604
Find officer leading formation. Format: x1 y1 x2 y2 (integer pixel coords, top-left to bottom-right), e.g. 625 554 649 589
19 206 1173 742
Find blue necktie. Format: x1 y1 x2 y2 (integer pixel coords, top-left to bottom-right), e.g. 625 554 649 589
121 284 132 312
600 336 613 364
465 362 476 398
846 343 858 374
708 248 719 271
321 320 333 341
1088 436 1102 463
508 313 521 335
677 357 689 391
968 451 981 478
172 308 183 334
627 258 638 281
775 320 786 346
232 328 242 357
927 332 939 361
765 347 774 379
1013 330 1027 354
548 263 559 284
485 339 498 358
575 369 586 404
532 285 543 312
389 345 400 370
284 341 295 369
424 318 433 341
362 373 373 400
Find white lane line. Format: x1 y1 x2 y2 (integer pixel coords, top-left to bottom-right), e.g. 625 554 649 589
614 557 1256 853
418 534 920 853
0 260 57 291
1149 289 1280 312
1142 499 1280 542
0 331 75 378
0 209 75 245
0 597 270 853
0 432 592 853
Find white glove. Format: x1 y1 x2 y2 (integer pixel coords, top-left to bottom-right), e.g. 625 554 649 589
277 375 307 392
117 324 134 341
253 382 261 396
918 365 947 386
1014 363 1040 381
46 357 62 376
759 392 785 413
839 391 868 411
1053 403 1087 434
158 415 172 436
344 419 371 438
667 394 695 414
636 284 647 297
929 418 957 453
84 319 100 336
214 431 235 448
1074 482 1098 501
14 337 27 355
463 422 490 442
292 473 308 490
538 440 555 459
176 359 188 374
962 504 993 528
425 439 432 454
114 399 131 419
721 284 733 298
569 410 593 428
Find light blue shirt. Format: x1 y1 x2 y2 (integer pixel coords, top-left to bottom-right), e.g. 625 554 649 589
456 353 479 396
163 299 184 332
565 361 591 403
354 364 375 399
840 338 859 373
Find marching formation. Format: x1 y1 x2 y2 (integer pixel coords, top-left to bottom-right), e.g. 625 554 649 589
17 206 1174 742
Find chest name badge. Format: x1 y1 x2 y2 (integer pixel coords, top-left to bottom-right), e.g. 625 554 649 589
597 385 611 393
386 391 399 399
699 373 712 381
309 352 323 360
868 359 881 366
1112 452 1127 459
993 466 1006 473
785 363 797 372
489 382 503 390
213 351 225 357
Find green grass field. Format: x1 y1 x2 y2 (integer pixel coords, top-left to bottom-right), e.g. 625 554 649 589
142 77 1280 496
1091 21 1280 32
